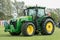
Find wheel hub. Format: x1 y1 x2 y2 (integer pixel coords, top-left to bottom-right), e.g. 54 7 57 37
46 22 53 33
27 25 34 35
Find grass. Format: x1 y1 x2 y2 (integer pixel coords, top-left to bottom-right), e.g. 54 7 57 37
0 26 60 40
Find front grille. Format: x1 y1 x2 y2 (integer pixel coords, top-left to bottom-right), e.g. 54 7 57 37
10 20 17 29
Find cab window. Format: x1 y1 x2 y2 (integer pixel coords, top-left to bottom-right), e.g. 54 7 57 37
28 9 36 16
37 9 45 17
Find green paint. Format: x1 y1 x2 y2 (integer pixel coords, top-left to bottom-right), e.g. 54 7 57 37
4 16 33 33
37 16 47 31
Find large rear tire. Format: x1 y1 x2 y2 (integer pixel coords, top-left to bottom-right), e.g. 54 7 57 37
41 18 55 35
21 22 35 36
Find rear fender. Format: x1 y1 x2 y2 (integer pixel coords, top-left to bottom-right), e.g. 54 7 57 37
37 16 54 31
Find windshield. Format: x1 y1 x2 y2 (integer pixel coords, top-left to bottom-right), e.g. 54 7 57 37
24 9 36 16
28 9 36 16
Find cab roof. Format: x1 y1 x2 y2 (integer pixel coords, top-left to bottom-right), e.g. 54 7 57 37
27 6 45 9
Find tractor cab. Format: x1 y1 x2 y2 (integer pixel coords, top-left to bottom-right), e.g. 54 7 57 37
24 7 45 19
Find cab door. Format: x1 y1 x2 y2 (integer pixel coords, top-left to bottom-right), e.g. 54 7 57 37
36 8 45 30
28 9 36 20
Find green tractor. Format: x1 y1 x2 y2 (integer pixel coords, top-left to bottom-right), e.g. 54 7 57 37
4 6 55 36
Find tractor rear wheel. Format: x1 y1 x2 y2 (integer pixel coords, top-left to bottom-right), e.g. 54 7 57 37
21 22 35 36
41 18 54 35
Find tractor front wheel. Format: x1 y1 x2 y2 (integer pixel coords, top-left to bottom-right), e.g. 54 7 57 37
21 22 35 36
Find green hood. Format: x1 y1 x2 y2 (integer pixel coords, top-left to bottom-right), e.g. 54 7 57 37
16 16 33 22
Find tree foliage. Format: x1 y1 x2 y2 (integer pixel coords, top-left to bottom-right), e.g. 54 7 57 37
51 12 59 23
0 12 5 20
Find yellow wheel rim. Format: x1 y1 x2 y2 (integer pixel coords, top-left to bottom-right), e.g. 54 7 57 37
46 22 53 33
27 25 34 35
